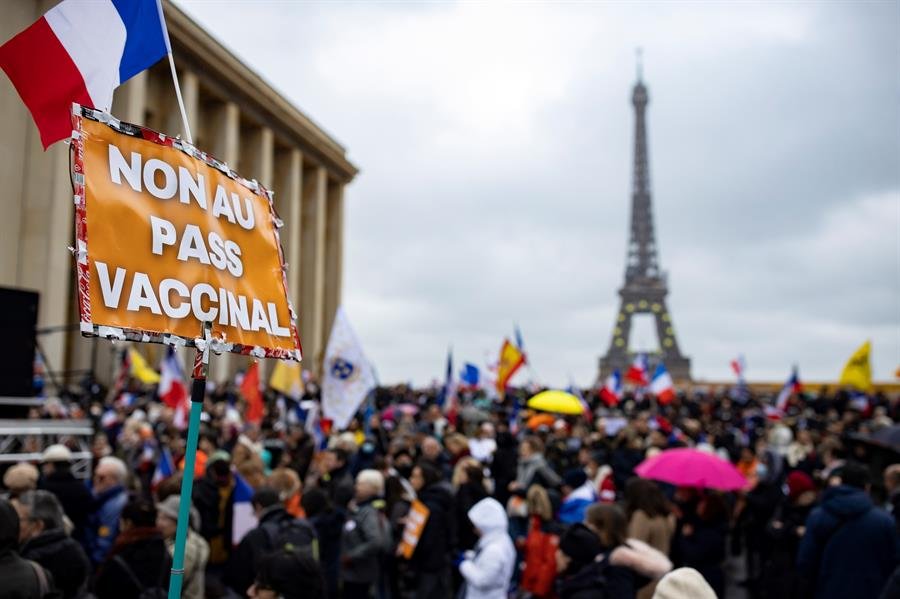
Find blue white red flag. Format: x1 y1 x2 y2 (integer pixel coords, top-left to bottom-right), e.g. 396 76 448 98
600 370 623 407
460 363 480 388
159 347 189 429
232 471 257 545
775 366 802 413
151 447 174 489
0 0 169 148
650 363 676 405
625 354 649 386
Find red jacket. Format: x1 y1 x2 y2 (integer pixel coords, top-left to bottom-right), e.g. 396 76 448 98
521 516 560 598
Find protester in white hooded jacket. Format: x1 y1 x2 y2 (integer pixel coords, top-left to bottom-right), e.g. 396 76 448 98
458 497 515 599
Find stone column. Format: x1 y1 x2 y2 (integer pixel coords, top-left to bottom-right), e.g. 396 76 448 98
323 181 344 342
111 71 147 124
242 126 274 381
207 102 240 384
300 165 327 376
164 70 199 141
274 149 303 353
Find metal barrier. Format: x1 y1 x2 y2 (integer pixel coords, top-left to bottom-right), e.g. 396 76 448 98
0 417 95 480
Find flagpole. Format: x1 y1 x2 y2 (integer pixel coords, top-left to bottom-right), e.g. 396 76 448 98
168 322 211 599
156 0 193 144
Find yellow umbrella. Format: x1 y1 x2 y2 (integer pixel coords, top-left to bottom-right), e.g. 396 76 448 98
527 390 584 415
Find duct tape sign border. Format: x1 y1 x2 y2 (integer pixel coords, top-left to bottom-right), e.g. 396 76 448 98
70 103 302 361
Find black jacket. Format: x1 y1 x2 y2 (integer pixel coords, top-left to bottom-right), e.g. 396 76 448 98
38 472 92 543
411 483 456 572
225 506 316 595
557 560 635 599
0 500 56 599
192 474 234 564
309 509 345 599
455 482 488 551
20 529 90 599
321 466 354 509
93 528 171 599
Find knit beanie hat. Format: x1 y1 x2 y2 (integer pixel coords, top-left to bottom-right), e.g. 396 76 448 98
558 523 602 566
563 468 588 489
786 470 815 500
652 567 717 599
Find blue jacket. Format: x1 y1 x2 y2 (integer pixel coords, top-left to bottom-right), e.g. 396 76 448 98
797 485 899 599
85 485 128 565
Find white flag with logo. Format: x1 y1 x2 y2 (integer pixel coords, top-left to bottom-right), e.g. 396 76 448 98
322 307 376 430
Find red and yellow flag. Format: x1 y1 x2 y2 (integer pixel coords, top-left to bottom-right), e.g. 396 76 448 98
496 339 525 396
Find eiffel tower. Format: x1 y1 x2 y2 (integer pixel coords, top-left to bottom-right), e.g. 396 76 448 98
599 57 691 382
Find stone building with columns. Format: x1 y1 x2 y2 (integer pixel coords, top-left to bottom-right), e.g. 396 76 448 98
0 1 357 386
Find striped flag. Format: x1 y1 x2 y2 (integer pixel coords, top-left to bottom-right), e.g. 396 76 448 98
231 471 257 545
0 0 169 148
151 447 174 490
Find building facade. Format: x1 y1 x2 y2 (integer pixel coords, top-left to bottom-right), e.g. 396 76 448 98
0 0 357 386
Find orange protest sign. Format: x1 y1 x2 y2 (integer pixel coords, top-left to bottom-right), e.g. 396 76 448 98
70 105 301 360
398 499 430 559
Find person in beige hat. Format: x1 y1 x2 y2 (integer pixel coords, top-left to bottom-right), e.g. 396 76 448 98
2 462 39 499
156 495 209 599
652 567 717 599
39 443 92 543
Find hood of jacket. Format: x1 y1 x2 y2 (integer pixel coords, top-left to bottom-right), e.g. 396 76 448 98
821 485 872 520
610 538 672 580
468 497 507 535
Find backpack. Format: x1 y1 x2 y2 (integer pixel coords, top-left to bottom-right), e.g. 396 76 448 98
261 516 319 560
112 555 168 599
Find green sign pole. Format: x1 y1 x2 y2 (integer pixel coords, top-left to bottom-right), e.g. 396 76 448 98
167 323 211 599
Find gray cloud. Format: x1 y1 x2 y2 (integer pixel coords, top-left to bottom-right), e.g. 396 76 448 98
176 0 899 386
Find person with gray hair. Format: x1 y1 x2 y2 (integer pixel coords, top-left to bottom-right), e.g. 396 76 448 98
13 490 90 599
85 456 129 565
340 469 389 599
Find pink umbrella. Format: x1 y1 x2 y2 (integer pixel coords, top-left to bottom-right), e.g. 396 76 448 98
634 448 747 491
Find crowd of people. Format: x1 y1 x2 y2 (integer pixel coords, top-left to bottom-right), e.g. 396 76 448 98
1 373 899 599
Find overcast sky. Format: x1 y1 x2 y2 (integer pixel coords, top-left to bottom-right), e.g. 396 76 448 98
176 0 899 387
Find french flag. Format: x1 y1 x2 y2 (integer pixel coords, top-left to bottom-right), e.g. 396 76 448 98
599 370 623 407
151 447 174 490
625 354 649 386
0 0 169 148
231 471 257 545
459 363 480 389
774 366 802 413
650 363 676 405
159 347 189 430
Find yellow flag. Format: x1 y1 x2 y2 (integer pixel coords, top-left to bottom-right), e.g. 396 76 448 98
128 348 160 384
496 339 525 396
839 341 872 392
269 359 303 399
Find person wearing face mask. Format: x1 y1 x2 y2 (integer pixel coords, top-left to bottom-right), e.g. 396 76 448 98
13 490 89 599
